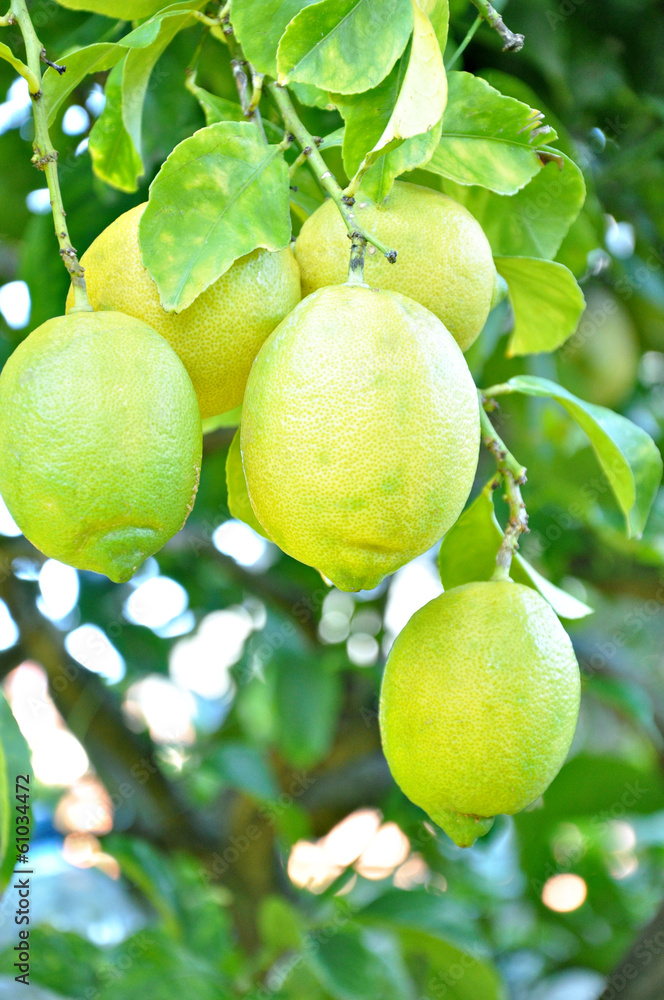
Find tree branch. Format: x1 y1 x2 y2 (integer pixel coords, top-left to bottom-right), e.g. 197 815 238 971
268 82 397 263
0 555 218 852
598 898 664 1000
9 0 91 311
470 0 524 51
479 395 529 579
222 13 267 142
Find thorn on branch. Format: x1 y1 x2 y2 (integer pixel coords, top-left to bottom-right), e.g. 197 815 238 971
40 47 65 74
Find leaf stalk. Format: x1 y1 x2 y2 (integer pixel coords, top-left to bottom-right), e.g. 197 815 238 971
445 15 482 70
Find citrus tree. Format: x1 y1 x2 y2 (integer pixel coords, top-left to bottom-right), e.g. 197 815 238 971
0 1 664 998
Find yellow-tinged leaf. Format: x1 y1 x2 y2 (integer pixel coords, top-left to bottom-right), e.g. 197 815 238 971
372 0 447 153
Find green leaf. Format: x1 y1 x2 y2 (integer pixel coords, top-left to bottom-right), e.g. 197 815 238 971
585 676 664 748
120 5 204 142
493 376 663 537
494 256 585 356
54 0 164 14
555 208 601 278
105 837 181 936
335 65 406 177
118 0 206 47
275 653 342 768
89 3 203 192
438 485 593 619
100 929 227 999
45 3 205 131
226 427 271 539
230 0 319 77
319 127 345 150
357 889 475 947
420 0 449 51
290 81 334 108
277 0 414 95
399 929 506 1000
202 405 242 433
0 41 34 92
212 741 279 801
368 0 446 152
140 121 291 311
358 896 506 1000
518 754 664 823
426 72 556 195
188 84 245 126
0 689 31 897
43 43 124 127
259 895 305 953
336 0 446 189
0 927 101 997
290 161 327 219
186 81 284 141
306 927 412 1000
89 59 144 192
442 149 586 259
361 121 442 202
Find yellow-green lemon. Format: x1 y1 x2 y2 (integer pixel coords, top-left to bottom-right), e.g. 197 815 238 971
379 580 580 847
0 310 202 583
556 285 639 408
66 204 301 418
294 181 496 351
241 284 480 591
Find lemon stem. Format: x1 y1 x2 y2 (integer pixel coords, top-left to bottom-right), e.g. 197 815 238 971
470 0 524 52
479 394 529 578
268 82 398 265
8 0 92 312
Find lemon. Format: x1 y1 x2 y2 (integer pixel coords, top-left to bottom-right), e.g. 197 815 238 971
66 204 301 418
379 580 580 847
294 181 496 351
0 310 202 583
556 286 639 408
241 283 480 591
